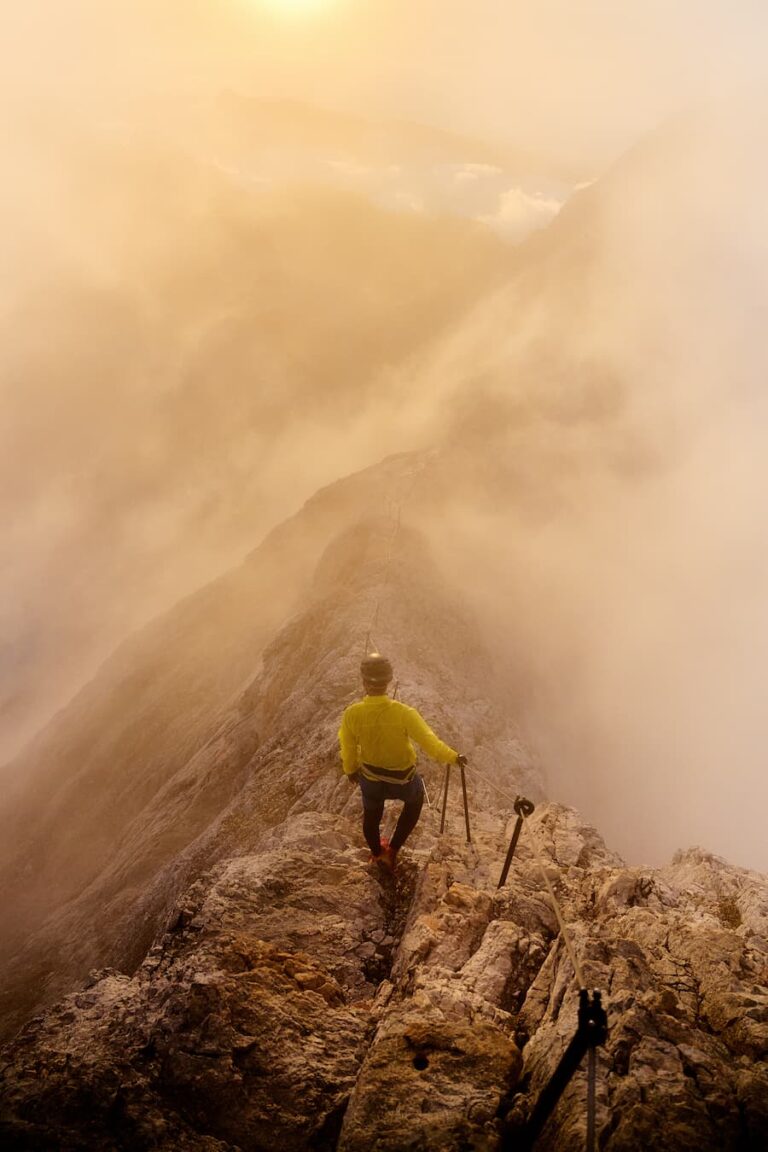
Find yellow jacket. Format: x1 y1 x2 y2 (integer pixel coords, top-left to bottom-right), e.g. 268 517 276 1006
339 695 458 783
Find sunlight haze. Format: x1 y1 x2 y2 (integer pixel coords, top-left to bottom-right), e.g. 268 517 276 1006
2 2 768 875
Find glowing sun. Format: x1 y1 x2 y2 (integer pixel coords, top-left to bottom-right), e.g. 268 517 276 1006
259 0 332 14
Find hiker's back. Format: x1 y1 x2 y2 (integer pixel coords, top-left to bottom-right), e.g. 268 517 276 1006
344 696 414 770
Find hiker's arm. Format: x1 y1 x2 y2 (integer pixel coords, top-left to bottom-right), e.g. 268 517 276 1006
338 712 361 777
404 707 458 764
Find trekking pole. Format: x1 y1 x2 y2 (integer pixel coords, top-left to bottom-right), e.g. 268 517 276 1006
439 763 451 834
497 796 536 888
459 762 471 843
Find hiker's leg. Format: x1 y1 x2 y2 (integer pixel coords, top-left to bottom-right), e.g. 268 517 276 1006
363 804 385 854
390 776 424 851
359 778 386 855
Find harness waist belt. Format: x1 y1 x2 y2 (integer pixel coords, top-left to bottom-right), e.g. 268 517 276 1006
362 762 415 781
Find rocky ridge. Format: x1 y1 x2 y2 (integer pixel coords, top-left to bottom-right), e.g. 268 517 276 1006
0 458 434 1033
1 520 767 1150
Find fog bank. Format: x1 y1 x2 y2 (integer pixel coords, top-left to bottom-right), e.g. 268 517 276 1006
3 5 768 873
417 112 768 871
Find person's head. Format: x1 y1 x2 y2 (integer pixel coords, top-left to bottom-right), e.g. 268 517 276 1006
360 653 393 696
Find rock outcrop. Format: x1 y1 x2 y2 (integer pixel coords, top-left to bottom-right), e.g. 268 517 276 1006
2 803 766 1150
1 517 767 1150
0 459 439 1033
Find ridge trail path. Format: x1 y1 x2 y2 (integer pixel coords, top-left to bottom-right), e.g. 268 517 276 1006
0 517 766 1149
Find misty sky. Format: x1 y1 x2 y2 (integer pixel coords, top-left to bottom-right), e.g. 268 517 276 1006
3 1 767 168
3 2 768 874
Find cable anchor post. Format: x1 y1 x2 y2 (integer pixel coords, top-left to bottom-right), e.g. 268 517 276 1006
497 796 535 889
514 989 607 1151
587 1046 597 1152
581 989 607 1152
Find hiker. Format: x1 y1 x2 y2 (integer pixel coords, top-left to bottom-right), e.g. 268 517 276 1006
339 653 467 870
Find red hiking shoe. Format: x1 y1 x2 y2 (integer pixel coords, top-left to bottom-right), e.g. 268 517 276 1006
379 838 398 873
370 837 397 871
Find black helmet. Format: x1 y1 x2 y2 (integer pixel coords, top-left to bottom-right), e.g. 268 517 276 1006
360 653 393 685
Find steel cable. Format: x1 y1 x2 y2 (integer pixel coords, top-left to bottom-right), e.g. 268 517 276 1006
464 764 586 988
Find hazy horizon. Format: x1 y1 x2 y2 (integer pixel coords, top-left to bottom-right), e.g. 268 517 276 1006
5 2 768 167
3 2 768 874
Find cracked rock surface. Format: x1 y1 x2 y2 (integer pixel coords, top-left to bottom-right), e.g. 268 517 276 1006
1 516 767 1150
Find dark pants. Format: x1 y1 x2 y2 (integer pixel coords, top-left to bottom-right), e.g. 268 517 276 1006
359 774 425 855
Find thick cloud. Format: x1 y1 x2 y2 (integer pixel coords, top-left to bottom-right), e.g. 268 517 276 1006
481 186 562 239
411 111 768 872
3 3 768 877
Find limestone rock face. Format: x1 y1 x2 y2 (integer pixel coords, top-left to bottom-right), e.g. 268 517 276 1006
500 828 768 1151
1 519 767 1150
0 818 378 1152
3 798 766 1151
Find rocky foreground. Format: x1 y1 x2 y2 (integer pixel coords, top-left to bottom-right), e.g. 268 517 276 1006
1 519 767 1150
1 803 767 1151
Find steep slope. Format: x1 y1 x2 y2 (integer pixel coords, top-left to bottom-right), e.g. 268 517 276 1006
0 455 416 989
0 493 539 1041
0 518 766 1149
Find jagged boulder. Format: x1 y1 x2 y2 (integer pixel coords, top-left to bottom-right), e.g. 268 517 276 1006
339 1007 520 1152
0 814 390 1151
500 825 768 1151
